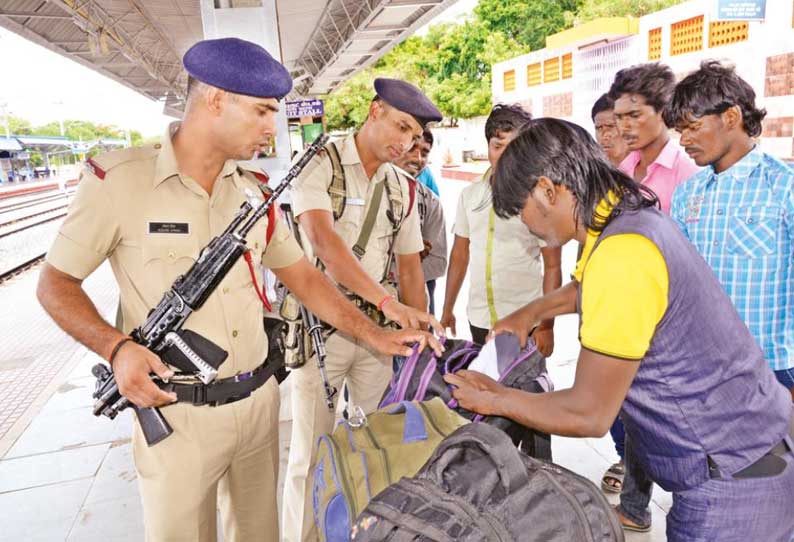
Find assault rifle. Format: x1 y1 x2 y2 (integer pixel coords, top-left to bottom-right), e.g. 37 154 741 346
280 202 338 410
92 134 330 446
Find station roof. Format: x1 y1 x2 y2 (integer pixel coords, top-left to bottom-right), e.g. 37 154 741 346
0 0 457 113
16 135 72 146
0 137 24 152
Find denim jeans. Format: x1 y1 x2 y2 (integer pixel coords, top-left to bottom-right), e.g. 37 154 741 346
617 435 654 527
775 367 794 392
609 416 625 460
426 280 436 316
620 371 794 528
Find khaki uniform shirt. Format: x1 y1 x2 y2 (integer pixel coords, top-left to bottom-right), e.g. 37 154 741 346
452 174 545 328
46 122 304 378
290 133 423 282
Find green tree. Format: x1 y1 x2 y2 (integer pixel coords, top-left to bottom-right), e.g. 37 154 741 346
575 0 687 21
475 0 581 51
322 69 377 131
6 115 33 135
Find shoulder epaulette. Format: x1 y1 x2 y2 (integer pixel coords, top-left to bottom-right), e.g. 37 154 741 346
85 144 159 181
237 165 273 194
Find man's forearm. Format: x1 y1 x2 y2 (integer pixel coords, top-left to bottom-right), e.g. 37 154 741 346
396 253 426 311
492 387 605 438
37 263 125 361
521 280 579 326
539 248 563 329
442 242 469 314
276 258 379 342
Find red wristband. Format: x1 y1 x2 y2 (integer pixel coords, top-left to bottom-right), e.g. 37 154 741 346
377 295 395 312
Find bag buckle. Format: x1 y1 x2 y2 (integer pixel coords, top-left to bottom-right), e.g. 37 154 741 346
346 405 368 428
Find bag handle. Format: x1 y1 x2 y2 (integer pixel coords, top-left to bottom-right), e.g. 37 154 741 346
425 424 529 495
387 401 429 443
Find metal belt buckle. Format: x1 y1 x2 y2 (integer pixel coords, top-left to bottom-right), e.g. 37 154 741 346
192 385 208 406
347 406 368 429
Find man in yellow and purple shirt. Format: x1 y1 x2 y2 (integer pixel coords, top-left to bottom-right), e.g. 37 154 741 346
608 62 699 533
610 63 699 214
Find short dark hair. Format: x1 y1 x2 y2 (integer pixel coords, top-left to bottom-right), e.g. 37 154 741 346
186 75 199 97
422 128 434 147
485 103 532 141
608 63 675 114
664 60 766 138
591 93 615 121
492 118 658 232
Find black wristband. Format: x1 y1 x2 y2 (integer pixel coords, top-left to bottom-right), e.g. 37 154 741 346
109 337 133 367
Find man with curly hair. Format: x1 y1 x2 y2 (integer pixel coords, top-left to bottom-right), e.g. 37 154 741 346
670 60 794 403
610 62 699 213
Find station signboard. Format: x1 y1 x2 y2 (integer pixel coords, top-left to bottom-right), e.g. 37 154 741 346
714 0 766 20
286 99 324 119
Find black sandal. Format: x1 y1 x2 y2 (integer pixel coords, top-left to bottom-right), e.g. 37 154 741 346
601 461 624 493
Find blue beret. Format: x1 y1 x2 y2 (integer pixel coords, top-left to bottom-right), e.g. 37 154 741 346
183 38 292 99
374 78 442 126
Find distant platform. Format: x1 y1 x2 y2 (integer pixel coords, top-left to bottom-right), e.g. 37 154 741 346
0 179 79 199
441 161 490 182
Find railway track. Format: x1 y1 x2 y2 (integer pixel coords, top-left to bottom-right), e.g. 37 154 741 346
0 205 69 229
0 252 46 284
0 192 70 214
0 212 68 240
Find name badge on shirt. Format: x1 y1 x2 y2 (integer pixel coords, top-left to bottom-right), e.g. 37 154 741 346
148 222 190 234
346 197 366 206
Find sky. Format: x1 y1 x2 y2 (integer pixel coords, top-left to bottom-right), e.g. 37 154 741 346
0 0 479 139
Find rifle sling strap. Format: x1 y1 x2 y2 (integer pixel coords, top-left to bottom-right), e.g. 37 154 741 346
173 357 282 407
351 179 385 259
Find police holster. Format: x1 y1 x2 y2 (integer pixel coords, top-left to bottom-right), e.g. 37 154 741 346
279 291 319 369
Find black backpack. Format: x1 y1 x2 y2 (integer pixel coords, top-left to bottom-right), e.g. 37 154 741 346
352 423 624 542
380 335 553 459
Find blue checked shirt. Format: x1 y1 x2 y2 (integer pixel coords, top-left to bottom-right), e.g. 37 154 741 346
671 147 794 371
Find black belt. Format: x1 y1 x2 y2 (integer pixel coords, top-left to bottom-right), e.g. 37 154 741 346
708 421 794 480
172 358 282 407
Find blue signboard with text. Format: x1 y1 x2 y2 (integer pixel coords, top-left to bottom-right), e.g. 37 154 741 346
715 0 766 20
286 99 324 119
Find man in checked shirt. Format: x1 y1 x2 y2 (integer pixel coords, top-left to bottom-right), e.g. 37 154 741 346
670 60 794 402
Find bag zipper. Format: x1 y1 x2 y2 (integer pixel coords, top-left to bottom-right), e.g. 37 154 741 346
323 434 359 521
362 425 393 485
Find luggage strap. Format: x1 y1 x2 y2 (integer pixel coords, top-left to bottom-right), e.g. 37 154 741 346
172 357 281 407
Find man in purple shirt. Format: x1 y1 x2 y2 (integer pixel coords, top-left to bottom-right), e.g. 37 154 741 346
610 63 699 213
608 62 699 533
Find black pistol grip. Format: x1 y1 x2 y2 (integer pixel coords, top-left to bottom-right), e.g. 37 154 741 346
132 405 173 446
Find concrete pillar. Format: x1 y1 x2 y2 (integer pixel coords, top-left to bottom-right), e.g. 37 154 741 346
200 0 292 180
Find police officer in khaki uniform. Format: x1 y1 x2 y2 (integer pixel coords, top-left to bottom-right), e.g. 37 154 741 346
283 78 444 542
36 39 438 542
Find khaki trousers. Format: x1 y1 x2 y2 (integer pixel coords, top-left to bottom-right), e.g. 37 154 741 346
281 332 392 542
132 377 281 542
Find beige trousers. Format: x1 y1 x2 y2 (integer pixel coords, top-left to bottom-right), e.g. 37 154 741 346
281 332 392 542
132 377 281 542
